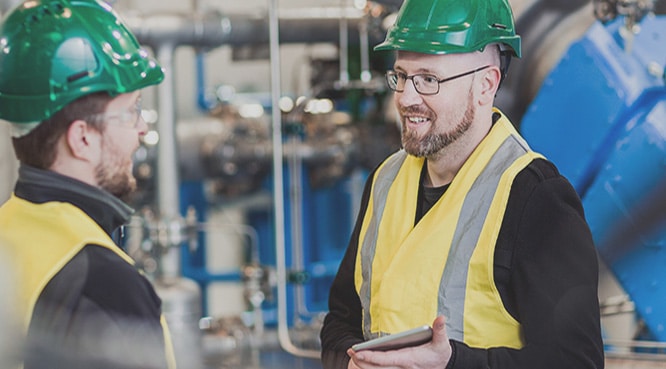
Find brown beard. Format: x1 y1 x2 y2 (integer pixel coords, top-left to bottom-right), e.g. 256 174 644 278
401 89 475 158
95 137 137 200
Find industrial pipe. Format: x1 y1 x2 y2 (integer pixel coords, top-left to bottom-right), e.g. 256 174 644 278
123 2 380 359
127 8 370 51
267 0 321 360
154 42 184 278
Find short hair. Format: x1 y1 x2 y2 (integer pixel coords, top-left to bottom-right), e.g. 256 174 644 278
12 92 112 169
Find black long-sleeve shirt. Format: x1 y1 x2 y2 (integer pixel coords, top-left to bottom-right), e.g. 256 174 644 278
320 158 605 369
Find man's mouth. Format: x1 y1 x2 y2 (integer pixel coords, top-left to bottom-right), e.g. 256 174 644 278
404 115 431 129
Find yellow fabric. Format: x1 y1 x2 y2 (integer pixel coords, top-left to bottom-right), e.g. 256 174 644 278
0 195 129 332
355 112 541 348
160 315 178 369
0 195 176 369
465 153 537 348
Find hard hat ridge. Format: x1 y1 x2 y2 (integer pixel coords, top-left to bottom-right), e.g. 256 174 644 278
374 0 521 58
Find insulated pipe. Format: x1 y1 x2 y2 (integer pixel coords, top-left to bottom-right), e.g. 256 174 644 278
359 15 372 82
268 0 321 360
128 9 369 50
155 43 182 279
338 0 350 86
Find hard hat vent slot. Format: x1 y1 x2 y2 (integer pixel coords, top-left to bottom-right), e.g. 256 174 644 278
25 3 66 27
67 71 91 83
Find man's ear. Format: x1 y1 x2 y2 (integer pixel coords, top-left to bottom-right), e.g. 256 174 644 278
65 120 97 160
478 66 502 106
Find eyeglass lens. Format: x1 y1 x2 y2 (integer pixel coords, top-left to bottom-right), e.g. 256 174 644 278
387 73 441 95
106 101 142 128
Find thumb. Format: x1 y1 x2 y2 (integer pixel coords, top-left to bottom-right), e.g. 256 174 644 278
431 315 449 344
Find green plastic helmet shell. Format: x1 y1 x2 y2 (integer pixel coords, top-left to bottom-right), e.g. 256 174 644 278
374 0 521 58
0 0 164 125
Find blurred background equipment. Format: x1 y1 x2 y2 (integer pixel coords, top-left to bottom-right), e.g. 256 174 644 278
0 0 665 368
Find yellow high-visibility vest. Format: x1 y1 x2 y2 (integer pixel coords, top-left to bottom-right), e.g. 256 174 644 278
355 110 543 348
0 195 177 369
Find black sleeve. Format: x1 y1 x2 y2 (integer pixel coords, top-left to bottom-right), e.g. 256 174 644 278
25 245 169 369
320 168 376 369
448 159 605 369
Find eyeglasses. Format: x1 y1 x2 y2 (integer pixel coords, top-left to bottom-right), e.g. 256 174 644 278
86 100 143 129
385 65 491 95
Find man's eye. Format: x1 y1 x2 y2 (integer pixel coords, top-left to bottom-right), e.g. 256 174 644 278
421 75 438 84
396 72 408 81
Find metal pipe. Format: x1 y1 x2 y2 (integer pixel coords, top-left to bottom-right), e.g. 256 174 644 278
287 134 319 318
128 8 373 50
359 15 372 82
338 0 350 86
156 43 182 279
288 135 306 315
268 0 320 360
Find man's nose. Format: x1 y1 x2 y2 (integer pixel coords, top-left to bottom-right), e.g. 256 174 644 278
396 78 424 107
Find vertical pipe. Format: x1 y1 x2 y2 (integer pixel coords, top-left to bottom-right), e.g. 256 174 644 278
268 0 320 359
338 0 350 86
156 43 182 279
359 15 372 82
288 135 313 317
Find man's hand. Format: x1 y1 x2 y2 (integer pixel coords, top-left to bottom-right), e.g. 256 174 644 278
346 316 452 369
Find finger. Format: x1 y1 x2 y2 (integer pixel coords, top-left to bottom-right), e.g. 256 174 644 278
431 315 449 344
348 349 368 369
349 352 385 369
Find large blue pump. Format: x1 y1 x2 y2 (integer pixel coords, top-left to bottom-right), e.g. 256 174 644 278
521 14 666 341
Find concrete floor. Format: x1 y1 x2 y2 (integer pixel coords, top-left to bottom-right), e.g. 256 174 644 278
606 356 666 369
200 328 666 369
205 349 321 369
204 350 666 369
202 346 666 369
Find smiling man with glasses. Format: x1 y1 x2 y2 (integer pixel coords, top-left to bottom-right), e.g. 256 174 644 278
320 0 605 368
0 1 176 369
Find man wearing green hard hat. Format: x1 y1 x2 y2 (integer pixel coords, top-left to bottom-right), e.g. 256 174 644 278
320 0 605 368
0 1 175 368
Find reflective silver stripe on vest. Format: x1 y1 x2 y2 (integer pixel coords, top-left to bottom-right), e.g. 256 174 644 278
438 135 528 341
359 150 408 339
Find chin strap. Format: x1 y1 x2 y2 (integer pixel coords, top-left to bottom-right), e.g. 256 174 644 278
498 46 513 89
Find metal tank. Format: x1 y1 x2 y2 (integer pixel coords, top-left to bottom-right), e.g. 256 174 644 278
124 212 204 369
154 277 204 369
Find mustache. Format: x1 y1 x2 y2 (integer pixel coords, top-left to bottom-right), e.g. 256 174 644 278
398 105 437 121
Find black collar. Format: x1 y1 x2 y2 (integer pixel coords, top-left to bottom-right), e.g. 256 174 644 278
13 165 134 236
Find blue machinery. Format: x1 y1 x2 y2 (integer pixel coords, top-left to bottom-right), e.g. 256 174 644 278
522 7 666 346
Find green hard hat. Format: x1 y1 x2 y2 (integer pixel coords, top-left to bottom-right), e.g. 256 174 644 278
374 0 521 58
0 0 164 127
